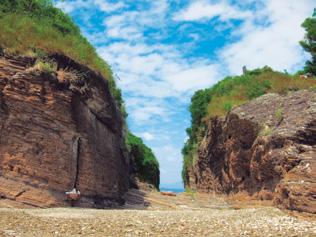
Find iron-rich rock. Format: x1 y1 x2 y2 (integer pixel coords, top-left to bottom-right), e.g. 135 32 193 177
0 54 129 207
187 91 316 213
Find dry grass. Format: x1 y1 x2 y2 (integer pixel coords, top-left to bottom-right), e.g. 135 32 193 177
0 1 125 109
0 14 113 81
206 71 316 118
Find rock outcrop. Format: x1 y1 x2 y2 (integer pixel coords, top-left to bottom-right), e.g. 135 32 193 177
0 54 129 207
187 90 316 213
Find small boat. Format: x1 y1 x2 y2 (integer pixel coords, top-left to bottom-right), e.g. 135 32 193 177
66 188 81 201
161 191 177 197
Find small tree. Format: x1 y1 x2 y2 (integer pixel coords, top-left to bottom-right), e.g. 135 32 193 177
300 9 316 75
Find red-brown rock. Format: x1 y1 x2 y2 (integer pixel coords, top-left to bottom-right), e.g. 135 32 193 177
0 54 129 207
187 91 316 213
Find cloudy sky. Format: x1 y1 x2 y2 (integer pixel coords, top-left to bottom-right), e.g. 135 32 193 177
55 0 314 189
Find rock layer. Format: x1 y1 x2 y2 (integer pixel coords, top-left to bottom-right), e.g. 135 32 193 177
0 54 129 207
187 90 316 213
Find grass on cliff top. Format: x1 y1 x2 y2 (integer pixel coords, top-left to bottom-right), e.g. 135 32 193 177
188 67 316 143
0 0 159 186
205 68 316 119
0 0 110 78
0 0 123 109
126 132 160 189
182 67 316 185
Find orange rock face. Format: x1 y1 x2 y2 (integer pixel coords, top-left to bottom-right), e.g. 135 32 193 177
187 91 316 213
0 54 129 207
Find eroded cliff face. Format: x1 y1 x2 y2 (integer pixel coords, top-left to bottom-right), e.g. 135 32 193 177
187 91 316 213
0 54 129 207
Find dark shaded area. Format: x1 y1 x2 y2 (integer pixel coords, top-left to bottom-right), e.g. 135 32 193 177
126 133 160 190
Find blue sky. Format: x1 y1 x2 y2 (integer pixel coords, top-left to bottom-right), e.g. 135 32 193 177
55 0 314 189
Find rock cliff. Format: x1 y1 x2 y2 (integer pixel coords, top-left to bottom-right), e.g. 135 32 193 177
0 53 129 207
186 90 316 213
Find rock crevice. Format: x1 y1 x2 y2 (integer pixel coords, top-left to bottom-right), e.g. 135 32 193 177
187 91 316 213
0 54 129 207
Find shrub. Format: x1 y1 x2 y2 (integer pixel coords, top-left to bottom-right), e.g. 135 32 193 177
300 11 316 75
0 0 158 188
182 12 316 185
189 89 212 142
275 108 284 124
246 79 272 100
126 132 160 189
260 125 272 137
0 0 124 112
182 67 316 184
223 102 232 112
33 58 57 73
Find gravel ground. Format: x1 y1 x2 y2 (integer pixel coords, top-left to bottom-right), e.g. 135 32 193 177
0 192 315 237
0 207 315 237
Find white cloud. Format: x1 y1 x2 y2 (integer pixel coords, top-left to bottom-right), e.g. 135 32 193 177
219 0 314 74
103 0 168 41
139 132 154 141
124 96 173 122
55 0 125 13
132 104 168 122
55 0 88 13
104 12 144 40
173 0 313 74
153 145 180 163
99 42 220 99
93 0 126 12
152 145 183 184
166 64 220 92
96 1 223 124
55 0 314 187
173 0 251 22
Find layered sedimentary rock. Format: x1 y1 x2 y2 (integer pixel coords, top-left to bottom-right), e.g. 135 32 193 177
187 91 316 213
0 54 129 207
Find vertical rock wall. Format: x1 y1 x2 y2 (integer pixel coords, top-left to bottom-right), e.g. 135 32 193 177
187 91 316 213
0 54 129 207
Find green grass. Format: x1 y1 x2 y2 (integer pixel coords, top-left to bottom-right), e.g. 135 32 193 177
185 186 196 200
275 108 284 123
182 67 316 185
0 0 159 185
260 125 272 137
0 0 124 110
126 132 160 189
0 1 110 77
205 68 315 119
32 58 57 73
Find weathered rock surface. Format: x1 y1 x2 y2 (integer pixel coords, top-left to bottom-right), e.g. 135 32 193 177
187 90 316 213
0 54 129 207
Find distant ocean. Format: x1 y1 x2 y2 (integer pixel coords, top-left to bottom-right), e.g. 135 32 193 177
160 188 185 193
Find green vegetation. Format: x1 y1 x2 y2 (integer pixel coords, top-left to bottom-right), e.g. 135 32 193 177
185 186 196 200
182 12 316 186
0 0 159 186
300 9 316 75
33 58 57 73
182 68 315 186
0 0 124 110
275 108 284 124
260 125 272 137
223 102 233 113
126 133 160 189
